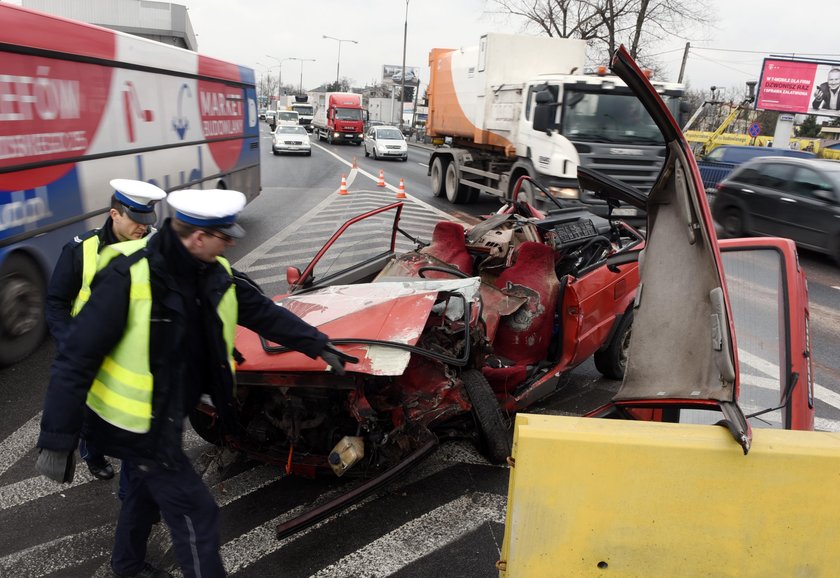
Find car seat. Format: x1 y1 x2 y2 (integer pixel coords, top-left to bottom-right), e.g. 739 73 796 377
419 221 473 276
482 242 560 395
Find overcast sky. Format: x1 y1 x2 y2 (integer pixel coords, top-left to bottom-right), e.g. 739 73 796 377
15 0 840 99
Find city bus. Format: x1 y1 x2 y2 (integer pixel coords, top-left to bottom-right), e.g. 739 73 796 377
0 3 260 365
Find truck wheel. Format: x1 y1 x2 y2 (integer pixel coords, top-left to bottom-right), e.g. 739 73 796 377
445 161 470 204
721 208 745 237
430 157 448 197
328 133 334 145
594 311 633 380
462 369 511 464
0 254 47 367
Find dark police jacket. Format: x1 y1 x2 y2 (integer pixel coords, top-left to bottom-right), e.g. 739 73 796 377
45 216 124 346
37 221 329 470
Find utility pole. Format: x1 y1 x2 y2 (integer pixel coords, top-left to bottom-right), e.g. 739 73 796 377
678 42 690 84
399 0 409 132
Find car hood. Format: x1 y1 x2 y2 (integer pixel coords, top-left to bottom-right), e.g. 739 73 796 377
593 48 747 447
236 278 482 376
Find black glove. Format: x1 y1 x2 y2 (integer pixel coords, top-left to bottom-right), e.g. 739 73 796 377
319 342 359 376
35 448 76 484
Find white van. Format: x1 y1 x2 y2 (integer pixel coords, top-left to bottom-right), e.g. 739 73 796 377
275 109 300 128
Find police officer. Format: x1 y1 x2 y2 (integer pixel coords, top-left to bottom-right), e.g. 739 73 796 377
35 189 352 578
46 179 167 481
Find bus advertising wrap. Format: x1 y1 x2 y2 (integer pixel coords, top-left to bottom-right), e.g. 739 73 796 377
757 58 840 117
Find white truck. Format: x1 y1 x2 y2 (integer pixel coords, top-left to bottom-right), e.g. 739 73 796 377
426 34 685 219
282 94 314 132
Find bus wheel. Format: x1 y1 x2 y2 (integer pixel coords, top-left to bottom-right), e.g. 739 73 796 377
0 254 47 366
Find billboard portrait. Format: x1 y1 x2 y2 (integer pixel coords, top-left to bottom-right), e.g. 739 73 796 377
381 64 421 85
757 58 840 118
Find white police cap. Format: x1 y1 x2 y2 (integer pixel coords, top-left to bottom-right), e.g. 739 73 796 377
109 179 167 225
167 189 247 238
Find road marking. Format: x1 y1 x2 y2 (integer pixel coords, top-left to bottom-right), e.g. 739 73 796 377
0 412 40 479
310 492 506 578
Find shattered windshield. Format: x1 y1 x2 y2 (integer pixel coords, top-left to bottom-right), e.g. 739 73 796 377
561 89 676 145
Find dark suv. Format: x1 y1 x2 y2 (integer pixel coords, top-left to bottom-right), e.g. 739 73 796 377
712 157 840 263
697 145 815 192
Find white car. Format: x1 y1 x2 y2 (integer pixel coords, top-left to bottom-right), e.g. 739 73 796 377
272 125 311 156
363 125 408 161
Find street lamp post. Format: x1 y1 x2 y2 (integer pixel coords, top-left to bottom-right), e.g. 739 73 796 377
265 55 292 101
290 58 316 95
322 35 358 86
399 0 409 132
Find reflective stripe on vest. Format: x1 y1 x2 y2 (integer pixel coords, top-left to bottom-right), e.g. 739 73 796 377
86 238 238 433
70 234 101 317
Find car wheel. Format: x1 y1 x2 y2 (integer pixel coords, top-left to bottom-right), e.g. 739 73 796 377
462 369 511 464
373 149 378 160
189 406 223 446
272 148 279 156
831 234 840 266
306 150 312 156
722 207 745 237
364 146 369 158
594 310 633 380
444 161 470 204
430 157 448 197
402 156 408 162
0 253 46 366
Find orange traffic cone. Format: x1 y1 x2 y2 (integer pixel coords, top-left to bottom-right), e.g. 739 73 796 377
396 178 407 199
377 169 386 187
338 174 349 195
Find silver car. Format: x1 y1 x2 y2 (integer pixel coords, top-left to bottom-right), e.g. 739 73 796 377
363 126 408 161
272 125 311 156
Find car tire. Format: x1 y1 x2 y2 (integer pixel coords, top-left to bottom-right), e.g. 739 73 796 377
373 149 378 160
402 156 408 162
722 207 745 237
831 234 840 266
0 253 46 367
430 157 448 197
462 369 511 464
306 150 312 156
594 310 633 380
364 147 369 158
272 148 279 156
189 407 223 446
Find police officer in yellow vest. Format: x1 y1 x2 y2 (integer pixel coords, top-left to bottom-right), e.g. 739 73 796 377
46 179 167 481
36 189 350 578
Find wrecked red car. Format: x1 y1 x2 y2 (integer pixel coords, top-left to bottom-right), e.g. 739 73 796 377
191 184 645 477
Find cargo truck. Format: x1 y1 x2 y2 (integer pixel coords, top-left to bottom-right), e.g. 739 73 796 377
426 33 684 219
282 94 315 132
312 92 365 145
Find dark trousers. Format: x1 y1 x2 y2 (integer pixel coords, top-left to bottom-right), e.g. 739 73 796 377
111 456 226 578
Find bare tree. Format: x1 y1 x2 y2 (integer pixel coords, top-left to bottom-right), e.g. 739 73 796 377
490 0 711 64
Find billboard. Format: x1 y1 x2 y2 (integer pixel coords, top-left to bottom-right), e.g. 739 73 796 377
757 58 840 117
381 64 420 85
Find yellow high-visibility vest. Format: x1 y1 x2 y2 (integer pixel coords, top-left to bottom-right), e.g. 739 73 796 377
70 234 101 316
85 237 238 433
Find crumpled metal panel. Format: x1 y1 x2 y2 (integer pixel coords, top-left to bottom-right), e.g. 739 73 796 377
236 280 481 376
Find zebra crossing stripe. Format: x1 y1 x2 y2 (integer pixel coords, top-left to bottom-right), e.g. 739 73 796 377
310 492 506 578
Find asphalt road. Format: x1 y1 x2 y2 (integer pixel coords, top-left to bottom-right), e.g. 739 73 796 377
2 123 840 577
